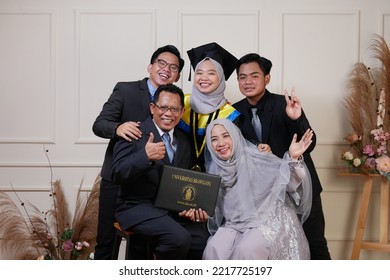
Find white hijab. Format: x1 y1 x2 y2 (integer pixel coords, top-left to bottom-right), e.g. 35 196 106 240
190 58 227 114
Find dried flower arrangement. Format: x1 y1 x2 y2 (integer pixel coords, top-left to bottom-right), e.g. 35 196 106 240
341 34 390 180
0 147 100 259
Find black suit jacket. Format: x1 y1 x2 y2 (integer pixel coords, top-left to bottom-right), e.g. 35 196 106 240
234 89 323 198
92 78 152 181
112 117 195 230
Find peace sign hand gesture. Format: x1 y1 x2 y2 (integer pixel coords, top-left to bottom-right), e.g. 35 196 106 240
284 87 302 120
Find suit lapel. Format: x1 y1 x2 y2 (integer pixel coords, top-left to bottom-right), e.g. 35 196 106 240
236 100 257 142
172 128 189 167
235 91 274 144
171 129 180 167
140 78 153 108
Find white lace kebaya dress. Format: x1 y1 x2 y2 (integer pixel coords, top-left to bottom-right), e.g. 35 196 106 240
202 119 312 260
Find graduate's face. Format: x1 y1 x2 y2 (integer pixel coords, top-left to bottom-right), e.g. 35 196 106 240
150 91 184 132
147 52 181 88
210 124 233 160
194 59 220 94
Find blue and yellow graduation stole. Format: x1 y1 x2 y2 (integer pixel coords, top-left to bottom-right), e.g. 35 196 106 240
178 94 241 159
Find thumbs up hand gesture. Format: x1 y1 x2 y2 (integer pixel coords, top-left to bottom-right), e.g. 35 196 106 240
145 132 166 161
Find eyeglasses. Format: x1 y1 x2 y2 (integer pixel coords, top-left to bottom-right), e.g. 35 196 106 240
154 103 182 114
154 59 180 73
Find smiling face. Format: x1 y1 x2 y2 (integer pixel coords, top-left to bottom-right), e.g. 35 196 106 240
147 51 181 88
237 61 270 105
210 124 233 160
194 59 220 94
150 90 184 132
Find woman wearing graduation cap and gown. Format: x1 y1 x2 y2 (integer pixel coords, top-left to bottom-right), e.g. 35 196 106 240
178 42 242 172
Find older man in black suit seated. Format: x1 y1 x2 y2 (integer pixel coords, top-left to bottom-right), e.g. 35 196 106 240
112 84 209 260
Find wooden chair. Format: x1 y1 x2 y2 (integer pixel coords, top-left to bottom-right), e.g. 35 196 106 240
112 222 154 260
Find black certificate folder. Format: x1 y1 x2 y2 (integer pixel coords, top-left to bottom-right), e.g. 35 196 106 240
155 166 221 216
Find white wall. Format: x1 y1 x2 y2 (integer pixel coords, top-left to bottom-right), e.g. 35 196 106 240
0 0 389 260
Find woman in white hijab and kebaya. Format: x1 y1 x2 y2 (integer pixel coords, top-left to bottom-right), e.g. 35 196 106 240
202 118 313 260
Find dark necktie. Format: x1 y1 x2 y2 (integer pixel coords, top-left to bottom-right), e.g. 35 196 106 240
162 133 174 163
251 107 262 142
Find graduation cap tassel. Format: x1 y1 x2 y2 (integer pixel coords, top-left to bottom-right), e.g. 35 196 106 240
188 64 192 81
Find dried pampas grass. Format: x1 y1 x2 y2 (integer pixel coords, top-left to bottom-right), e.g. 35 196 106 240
344 62 376 144
72 175 101 259
0 174 101 260
344 34 390 151
371 34 390 134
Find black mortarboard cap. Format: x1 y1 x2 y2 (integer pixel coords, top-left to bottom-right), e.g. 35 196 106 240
187 42 238 81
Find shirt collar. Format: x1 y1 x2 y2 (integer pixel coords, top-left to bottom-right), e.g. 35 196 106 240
152 120 174 142
146 79 157 100
246 90 269 111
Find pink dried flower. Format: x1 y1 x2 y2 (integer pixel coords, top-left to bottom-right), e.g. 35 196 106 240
375 156 390 174
62 240 74 252
364 157 377 169
363 144 375 156
345 133 360 144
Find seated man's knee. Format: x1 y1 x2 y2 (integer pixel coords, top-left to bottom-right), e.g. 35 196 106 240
171 230 192 250
155 229 192 259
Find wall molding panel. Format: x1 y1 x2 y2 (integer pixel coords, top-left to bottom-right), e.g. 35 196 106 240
75 9 156 143
0 10 56 143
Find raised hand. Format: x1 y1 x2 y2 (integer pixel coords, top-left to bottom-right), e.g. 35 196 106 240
288 129 313 160
284 87 302 120
145 132 166 161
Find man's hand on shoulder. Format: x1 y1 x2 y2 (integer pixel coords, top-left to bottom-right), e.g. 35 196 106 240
116 121 142 141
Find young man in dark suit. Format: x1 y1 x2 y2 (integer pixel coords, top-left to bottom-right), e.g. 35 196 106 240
112 84 209 260
92 45 185 259
233 53 331 260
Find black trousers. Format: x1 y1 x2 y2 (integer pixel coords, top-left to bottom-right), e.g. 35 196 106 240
302 195 331 260
94 178 119 260
132 214 210 260
94 179 209 260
